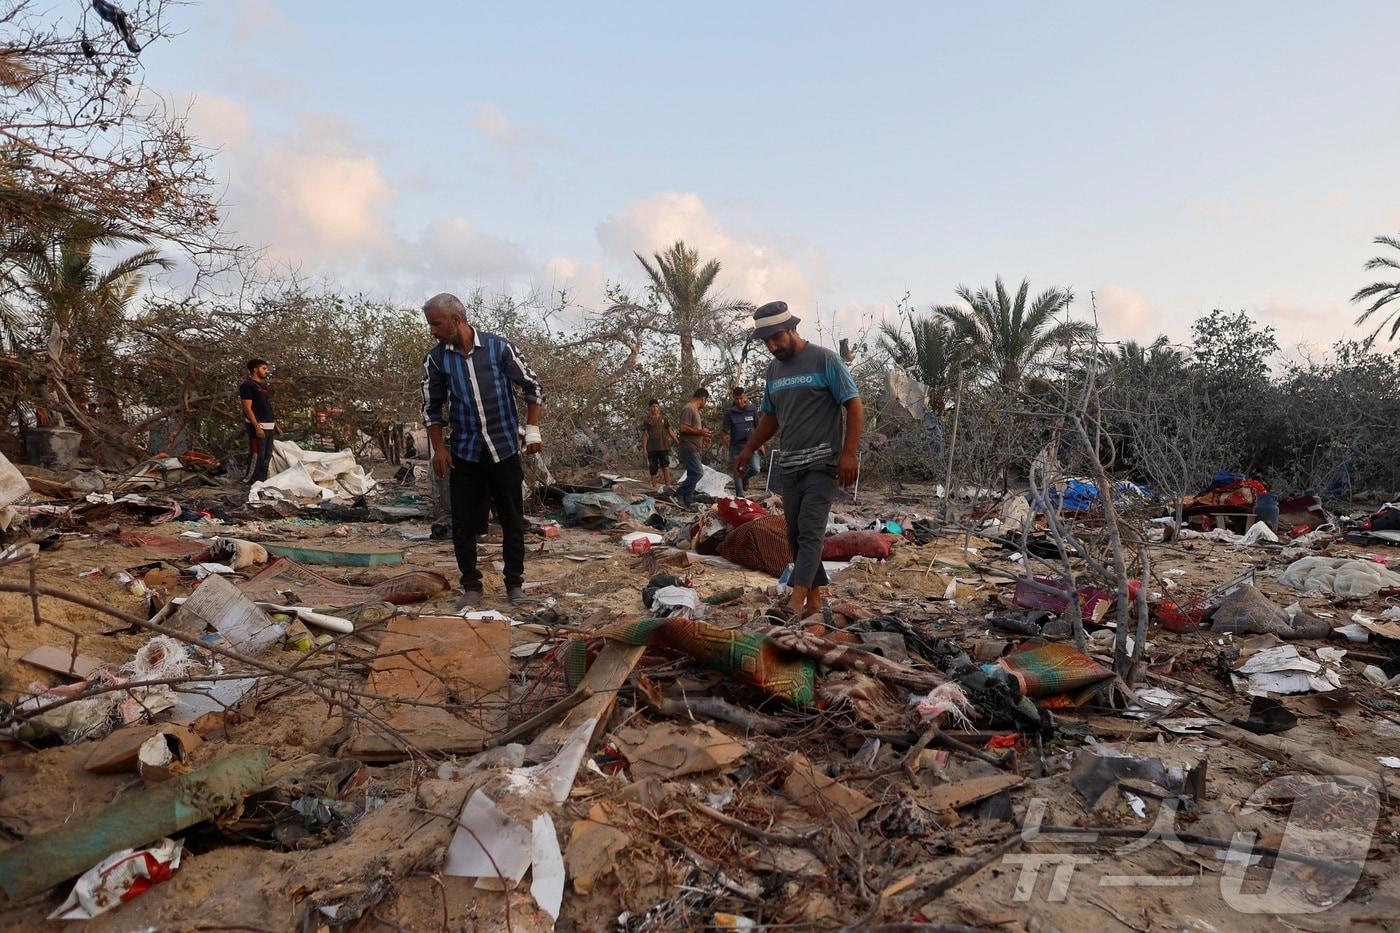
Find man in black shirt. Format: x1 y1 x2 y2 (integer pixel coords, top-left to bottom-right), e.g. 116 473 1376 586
239 358 277 483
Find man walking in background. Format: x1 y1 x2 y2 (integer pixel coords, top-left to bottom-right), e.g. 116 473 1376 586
721 386 761 498
674 387 711 507
639 398 678 490
239 358 277 484
421 293 544 607
734 301 864 620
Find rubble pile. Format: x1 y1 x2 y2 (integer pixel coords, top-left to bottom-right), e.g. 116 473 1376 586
2 451 1399 930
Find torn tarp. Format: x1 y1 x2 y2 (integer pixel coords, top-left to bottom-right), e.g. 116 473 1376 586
249 441 378 505
1031 477 1153 514
561 491 656 528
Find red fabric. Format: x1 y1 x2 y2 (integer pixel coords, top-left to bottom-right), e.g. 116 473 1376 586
822 530 898 560
716 497 769 528
1182 477 1268 514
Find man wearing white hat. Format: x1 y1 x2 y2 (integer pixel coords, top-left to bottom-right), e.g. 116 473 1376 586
733 301 864 619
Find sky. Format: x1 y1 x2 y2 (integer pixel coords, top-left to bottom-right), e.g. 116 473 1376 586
140 1 1400 353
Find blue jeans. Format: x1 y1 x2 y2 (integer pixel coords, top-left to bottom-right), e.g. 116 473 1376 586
731 448 761 498
676 448 704 505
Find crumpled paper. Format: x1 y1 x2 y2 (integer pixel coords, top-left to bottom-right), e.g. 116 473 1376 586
50 838 183 920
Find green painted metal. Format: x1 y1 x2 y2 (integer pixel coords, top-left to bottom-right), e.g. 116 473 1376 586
0 746 269 902
263 543 405 567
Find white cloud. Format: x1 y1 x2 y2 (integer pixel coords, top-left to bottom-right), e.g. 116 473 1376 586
1093 284 1163 339
596 192 824 311
472 103 513 142
225 0 299 41
468 103 560 180
183 92 251 148
284 154 396 250
182 92 531 297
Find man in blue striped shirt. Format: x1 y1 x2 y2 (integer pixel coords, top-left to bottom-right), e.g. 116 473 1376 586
421 293 544 607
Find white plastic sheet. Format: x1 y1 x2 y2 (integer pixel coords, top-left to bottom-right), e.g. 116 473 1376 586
0 452 30 531
443 719 594 915
695 464 733 498
249 440 378 504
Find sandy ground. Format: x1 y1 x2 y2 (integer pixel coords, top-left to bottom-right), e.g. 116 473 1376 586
1 465 1399 931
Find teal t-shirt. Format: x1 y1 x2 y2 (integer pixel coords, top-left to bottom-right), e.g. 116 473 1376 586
760 342 859 472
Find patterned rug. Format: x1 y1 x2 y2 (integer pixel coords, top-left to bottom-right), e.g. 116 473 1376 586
566 616 815 705
996 640 1114 705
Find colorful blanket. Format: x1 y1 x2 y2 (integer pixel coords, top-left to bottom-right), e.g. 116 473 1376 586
997 640 1114 705
567 616 815 705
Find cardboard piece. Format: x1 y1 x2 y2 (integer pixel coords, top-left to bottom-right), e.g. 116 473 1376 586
612 722 748 780
565 805 629 895
915 773 1023 813
344 616 510 760
784 753 875 822
21 645 106 680
85 725 172 773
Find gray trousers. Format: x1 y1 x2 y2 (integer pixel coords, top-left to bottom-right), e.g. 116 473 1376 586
781 466 836 589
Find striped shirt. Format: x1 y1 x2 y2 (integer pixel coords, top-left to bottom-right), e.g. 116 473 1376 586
421 330 543 463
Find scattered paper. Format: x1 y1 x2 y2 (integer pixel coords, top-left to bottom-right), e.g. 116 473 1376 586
529 813 565 921
442 790 532 882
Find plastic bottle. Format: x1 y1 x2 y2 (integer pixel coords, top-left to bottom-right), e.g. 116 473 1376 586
106 567 148 598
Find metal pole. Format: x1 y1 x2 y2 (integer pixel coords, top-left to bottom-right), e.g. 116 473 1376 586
942 366 965 522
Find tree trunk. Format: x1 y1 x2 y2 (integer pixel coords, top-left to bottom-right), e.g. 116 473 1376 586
680 331 697 390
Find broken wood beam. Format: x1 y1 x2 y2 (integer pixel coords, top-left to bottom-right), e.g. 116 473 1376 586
535 642 645 750
485 685 594 749
0 746 268 902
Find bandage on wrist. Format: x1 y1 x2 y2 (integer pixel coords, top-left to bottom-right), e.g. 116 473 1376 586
524 425 542 446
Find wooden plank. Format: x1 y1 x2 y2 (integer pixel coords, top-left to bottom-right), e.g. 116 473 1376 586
915 773 1023 812
0 747 267 901
175 574 287 657
344 616 510 761
20 645 106 679
535 641 646 750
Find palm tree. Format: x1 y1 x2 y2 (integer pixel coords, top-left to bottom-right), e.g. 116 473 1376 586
610 240 750 389
879 314 960 412
1352 233 1400 345
1101 336 1184 375
934 277 1093 387
8 217 171 408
